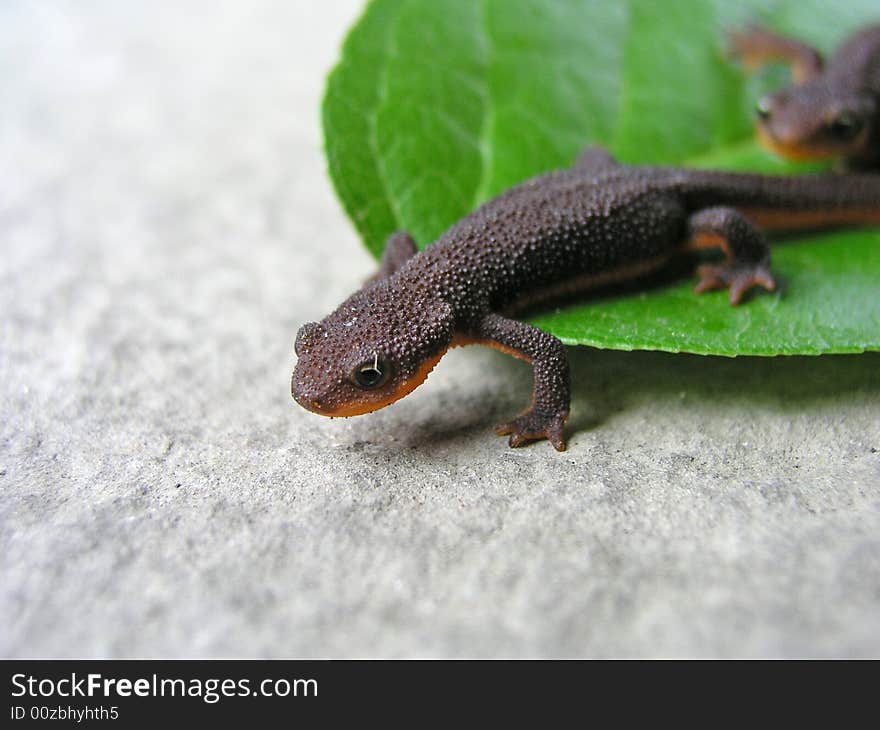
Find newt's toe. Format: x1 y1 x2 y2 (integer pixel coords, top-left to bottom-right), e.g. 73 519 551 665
495 409 568 451
694 263 776 306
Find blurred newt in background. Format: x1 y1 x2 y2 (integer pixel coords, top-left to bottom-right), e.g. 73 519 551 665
728 24 880 169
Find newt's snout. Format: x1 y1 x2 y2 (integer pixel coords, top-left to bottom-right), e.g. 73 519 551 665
293 392 325 414
290 367 329 415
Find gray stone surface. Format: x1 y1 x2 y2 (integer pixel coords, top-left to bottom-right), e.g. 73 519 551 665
2 0 879 658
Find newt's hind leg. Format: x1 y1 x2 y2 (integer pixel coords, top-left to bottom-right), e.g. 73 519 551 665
727 25 824 84
368 231 418 283
574 145 619 172
686 207 777 306
465 313 571 451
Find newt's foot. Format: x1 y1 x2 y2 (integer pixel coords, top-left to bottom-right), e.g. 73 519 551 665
725 26 773 71
495 408 569 451
694 263 776 306
725 29 755 67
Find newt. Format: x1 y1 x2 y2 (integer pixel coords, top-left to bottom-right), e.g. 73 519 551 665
728 23 880 168
291 147 880 450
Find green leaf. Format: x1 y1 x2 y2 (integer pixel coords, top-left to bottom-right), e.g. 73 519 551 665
322 0 880 356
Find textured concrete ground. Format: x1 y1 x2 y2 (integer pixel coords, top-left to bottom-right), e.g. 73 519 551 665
2 0 879 658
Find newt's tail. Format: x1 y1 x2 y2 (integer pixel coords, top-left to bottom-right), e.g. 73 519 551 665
680 169 880 234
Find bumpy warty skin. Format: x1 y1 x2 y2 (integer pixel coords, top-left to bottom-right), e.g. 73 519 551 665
408 168 685 319
358 163 880 319
292 155 880 446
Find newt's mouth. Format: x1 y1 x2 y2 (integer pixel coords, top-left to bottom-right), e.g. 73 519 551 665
290 379 360 417
756 125 856 161
291 349 447 418
293 392 394 418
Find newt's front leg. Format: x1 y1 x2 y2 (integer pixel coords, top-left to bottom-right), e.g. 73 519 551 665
466 313 571 451
727 24 824 84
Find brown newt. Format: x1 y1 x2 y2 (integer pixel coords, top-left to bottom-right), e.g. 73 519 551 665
728 24 880 168
291 147 880 450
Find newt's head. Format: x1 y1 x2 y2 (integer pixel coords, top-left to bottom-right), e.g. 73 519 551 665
291 285 454 418
754 84 876 162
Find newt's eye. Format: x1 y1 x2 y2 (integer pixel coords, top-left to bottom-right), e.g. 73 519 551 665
755 97 773 121
352 356 391 389
829 111 864 140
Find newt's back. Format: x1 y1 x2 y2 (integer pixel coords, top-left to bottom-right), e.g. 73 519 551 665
407 162 880 312
411 166 685 311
